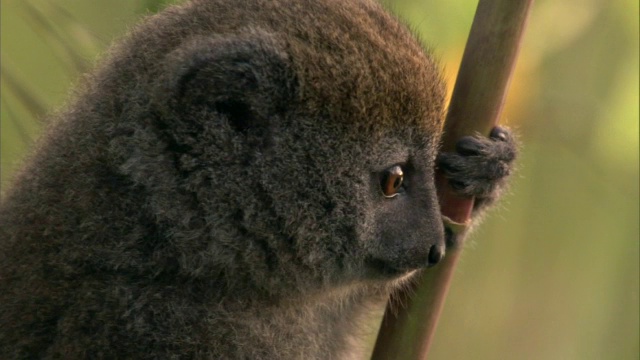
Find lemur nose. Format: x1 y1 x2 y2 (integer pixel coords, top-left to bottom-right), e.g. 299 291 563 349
427 244 445 267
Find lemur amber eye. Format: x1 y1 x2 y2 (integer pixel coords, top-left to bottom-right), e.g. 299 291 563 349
381 165 404 198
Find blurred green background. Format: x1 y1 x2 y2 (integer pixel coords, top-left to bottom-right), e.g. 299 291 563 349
1 0 638 359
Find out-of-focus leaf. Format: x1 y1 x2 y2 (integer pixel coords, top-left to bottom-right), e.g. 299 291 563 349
0 64 47 119
0 98 32 144
21 0 89 73
140 0 177 13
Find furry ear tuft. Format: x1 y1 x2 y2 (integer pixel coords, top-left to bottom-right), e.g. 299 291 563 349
156 30 296 135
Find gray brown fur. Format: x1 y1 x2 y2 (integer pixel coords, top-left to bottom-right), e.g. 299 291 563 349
0 0 515 358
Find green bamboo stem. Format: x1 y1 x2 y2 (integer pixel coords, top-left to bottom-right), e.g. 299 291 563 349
371 0 534 359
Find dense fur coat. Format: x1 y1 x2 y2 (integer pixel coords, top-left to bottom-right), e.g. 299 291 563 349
0 0 516 358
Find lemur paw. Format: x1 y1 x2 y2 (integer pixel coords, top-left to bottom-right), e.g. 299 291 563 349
436 126 517 205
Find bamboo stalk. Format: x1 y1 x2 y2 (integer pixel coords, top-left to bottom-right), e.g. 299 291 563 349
371 0 534 358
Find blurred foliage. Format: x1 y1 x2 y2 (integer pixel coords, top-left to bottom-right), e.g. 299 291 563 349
1 0 638 359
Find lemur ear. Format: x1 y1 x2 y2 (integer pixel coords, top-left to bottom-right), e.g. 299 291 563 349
157 30 296 134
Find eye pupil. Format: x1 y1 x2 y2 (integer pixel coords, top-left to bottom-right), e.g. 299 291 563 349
393 177 402 189
381 165 404 198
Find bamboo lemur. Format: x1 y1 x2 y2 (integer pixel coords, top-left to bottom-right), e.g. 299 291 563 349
0 0 516 358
